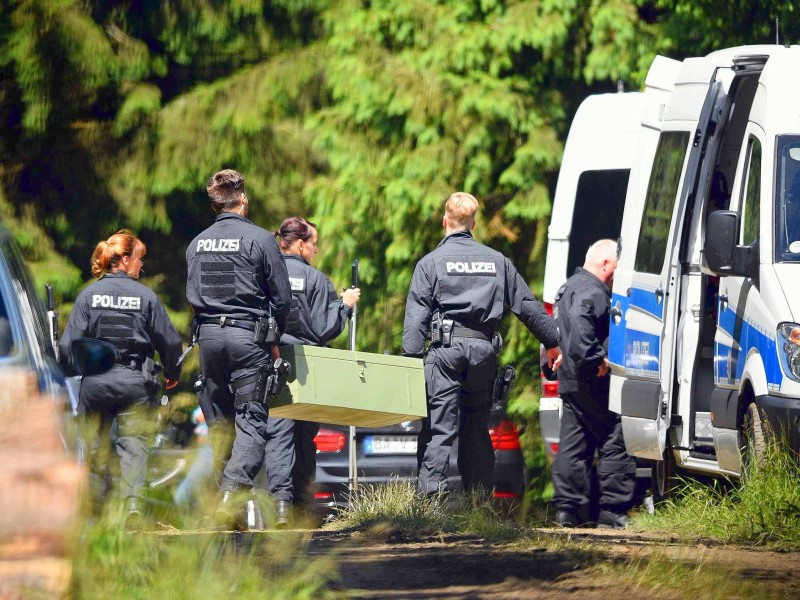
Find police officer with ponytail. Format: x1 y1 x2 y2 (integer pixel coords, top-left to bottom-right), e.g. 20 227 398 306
403 192 561 497
261 217 360 525
61 230 182 520
186 169 291 525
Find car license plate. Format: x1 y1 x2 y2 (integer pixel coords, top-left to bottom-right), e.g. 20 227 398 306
364 435 417 455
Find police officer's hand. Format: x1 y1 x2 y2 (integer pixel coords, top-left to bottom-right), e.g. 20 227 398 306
271 345 280 361
165 379 179 390
545 346 561 371
342 287 361 308
597 357 610 377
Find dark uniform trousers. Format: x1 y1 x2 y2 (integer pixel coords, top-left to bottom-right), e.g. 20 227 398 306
418 338 497 496
551 391 636 516
79 365 157 502
263 416 319 504
197 323 273 492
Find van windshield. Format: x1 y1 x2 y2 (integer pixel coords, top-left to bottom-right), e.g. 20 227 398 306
776 135 800 261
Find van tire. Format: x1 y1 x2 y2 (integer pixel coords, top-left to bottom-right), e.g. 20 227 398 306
651 448 678 504
740 400 765 477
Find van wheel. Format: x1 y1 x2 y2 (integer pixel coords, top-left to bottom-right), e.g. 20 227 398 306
651 448 678 505
740 400 765 477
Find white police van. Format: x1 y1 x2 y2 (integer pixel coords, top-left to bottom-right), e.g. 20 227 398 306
539 87 656 462
609 45 800 496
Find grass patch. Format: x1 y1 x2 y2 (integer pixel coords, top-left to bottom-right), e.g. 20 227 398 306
593 550 766 599
328 480 525 542
637 440 800 547
71 503 341 599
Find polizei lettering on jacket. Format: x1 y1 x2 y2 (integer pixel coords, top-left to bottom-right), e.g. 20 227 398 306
91 295 142 310
196 238 241 254
445 261 498 276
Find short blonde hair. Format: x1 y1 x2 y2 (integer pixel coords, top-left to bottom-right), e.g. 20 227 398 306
445 192 479 230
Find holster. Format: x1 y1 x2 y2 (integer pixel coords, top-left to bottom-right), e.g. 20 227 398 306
254 316 280 346
230 358 291 407
429 311 442 345
491 365 516 406
142 357 162 396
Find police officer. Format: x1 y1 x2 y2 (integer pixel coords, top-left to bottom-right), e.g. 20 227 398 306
551 239 636 529
403 192 561 497
186 169 291 524
60 229 182 519
261 217 361 525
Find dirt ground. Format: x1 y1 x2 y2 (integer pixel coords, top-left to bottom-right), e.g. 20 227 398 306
307 527 800 599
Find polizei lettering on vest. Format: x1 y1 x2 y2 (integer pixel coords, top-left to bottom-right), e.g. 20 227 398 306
91 295 142 310
445 261 498 276
196 238 241 253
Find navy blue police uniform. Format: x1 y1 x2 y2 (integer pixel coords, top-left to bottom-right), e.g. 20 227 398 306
61 272 182 504
551 267 636 525
403 230 560 496
262 253 353 506
186 212 291 493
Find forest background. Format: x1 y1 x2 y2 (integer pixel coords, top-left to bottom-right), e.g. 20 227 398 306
1 0 796 498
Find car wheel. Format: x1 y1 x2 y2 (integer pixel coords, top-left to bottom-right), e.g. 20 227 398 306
739 400 765 478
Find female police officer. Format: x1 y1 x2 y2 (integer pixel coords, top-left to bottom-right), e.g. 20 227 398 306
263 217 360 525
61 230 183 519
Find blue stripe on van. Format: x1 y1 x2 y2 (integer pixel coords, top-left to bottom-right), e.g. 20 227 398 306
624 329 661 376
608 292 628 367
628 286 665 319
715 305 782 388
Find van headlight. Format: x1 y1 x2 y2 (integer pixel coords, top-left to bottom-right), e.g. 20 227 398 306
778 322 800 381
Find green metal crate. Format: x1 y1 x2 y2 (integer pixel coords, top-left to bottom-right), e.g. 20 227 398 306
268 345 427 427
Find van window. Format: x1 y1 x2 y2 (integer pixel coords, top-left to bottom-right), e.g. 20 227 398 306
776 135 800 261
741 138 761 246
634 131 690 274
567 169 629 276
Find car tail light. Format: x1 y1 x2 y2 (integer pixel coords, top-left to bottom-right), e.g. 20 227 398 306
489 420 521 450
549 442 559 455
313 428 346 453
314 491 333 500
542 380 559 396
540 301 559 397
493 491 519 499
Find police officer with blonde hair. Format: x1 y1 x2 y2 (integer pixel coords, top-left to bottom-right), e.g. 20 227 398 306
551 239 635 529
403 192 561 497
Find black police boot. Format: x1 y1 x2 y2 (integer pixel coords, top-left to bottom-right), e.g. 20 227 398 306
215 490 247 531
597 510 630 530
124 497 146 530
276 500 290 529
553 509 580 527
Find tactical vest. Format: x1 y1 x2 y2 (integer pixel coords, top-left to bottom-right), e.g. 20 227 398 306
195 236 267 312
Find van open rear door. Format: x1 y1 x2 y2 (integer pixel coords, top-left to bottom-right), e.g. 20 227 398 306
609 56 722 462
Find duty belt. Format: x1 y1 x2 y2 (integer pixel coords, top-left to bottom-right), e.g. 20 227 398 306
451 326 492 342
196 315 256 332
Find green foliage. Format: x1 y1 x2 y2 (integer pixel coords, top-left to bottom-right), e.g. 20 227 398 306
636 440 800 548
72 508 341 599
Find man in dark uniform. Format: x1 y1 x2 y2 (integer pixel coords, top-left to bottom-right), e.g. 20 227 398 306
551 239 636 529
403 192 561 497
186 169 291 523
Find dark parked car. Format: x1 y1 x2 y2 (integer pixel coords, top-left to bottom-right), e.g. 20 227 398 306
0 227 66 401
310 403 527 515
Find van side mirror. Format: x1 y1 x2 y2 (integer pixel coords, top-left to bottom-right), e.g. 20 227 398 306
69 338 118 376
704 211 738 272
703 210 758 279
